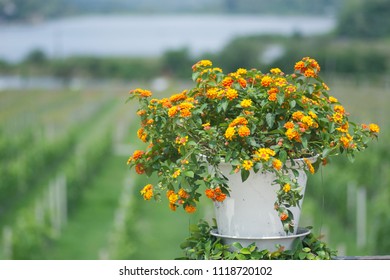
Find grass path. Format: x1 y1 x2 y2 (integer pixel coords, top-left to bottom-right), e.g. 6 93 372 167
43 155 128 260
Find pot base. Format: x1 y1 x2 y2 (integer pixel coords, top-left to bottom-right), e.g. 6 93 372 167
210 227 311 252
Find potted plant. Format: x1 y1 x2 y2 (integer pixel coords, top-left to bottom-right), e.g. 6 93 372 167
126 57 379 238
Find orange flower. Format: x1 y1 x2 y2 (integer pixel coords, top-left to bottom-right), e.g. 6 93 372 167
178 188 190 199
131 150 144 161
272 159 283 171
280 213 289 221
229 116 248 127
135 164 145 174
238 125 250 137
292 111 304 121
214 187 227 202
185 205 196 213
284 122 294 129
169 90 187 102
205 189 215 199
205 187 226 202
294 61 305 72
238 77 247 88
169 203 177 211
222 77 234 88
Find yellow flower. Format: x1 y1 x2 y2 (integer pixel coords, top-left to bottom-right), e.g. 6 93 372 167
140 184 153 200
197 60 212 67
261 75 273 87
240 99 252 108
168 193 179 204
236 68 247 75
226 88 238 100
332 112 343 124
242 160 253 171
334 105 345 114
283 183 291 193
329 96 338 103
224 127 236 140
175 136 188 146
254 148 275 161
301 116 314 127
336 122 349 133
238 125 250 137
206 87 219 99
369 123 380 133
270 68 282 74
304 158 315 174
168 106 179 117
172 169 181 178
308 111 318 119
275 77 287 87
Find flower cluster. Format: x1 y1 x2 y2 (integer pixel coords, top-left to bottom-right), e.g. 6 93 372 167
127 57 379 232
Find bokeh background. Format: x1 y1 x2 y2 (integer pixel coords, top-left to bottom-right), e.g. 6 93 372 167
0 0 389 259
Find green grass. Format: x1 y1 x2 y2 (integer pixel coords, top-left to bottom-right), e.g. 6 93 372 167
43 155 128 259
128 184 213 259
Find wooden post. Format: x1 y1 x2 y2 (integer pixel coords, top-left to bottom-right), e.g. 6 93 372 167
2 226 12 259
347 182 356 226
356 187 367 248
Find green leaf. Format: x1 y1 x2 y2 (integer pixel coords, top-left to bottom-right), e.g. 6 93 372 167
185 171 195 178
240 248 251 255
232 242 243 250
347 152 355 163
241 169 250 182
279 150 287 163
266 113 275 128
298 252 307 260
236 254 247 260
301 136 308 149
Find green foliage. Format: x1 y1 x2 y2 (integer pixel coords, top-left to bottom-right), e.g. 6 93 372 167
161 48 193 78
337 0 390 38
178 220 337 260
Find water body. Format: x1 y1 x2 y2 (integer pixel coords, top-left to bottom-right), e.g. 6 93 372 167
0 14 335 62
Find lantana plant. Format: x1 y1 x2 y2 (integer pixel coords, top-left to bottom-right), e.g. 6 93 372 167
127 57 379 233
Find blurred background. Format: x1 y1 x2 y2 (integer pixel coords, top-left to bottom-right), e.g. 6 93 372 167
0 0 389 259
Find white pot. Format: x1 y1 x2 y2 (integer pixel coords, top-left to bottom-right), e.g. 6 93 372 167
213 157 316 238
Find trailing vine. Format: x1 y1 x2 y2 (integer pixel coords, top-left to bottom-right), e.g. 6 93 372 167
178 220 337 260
